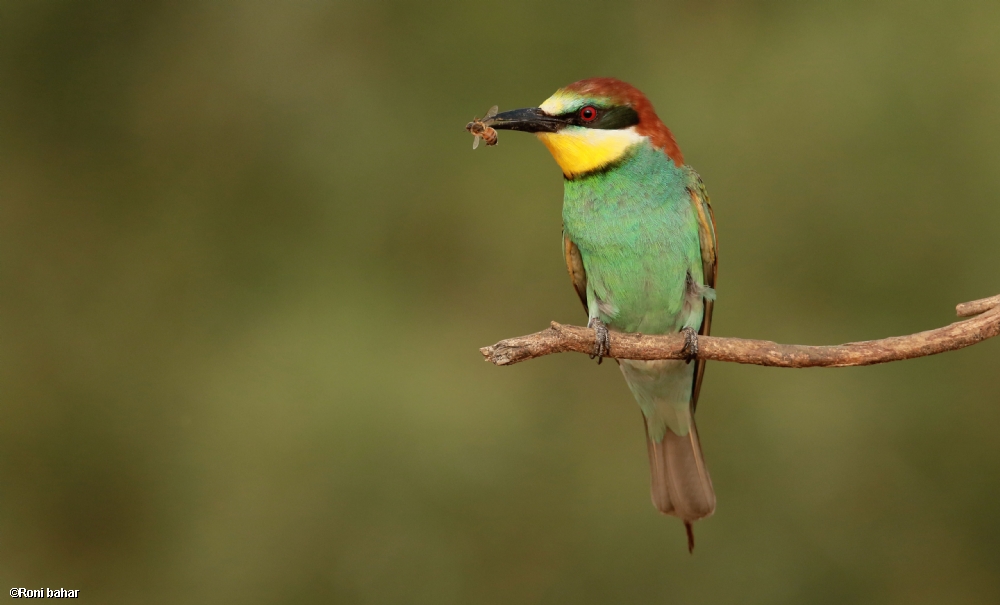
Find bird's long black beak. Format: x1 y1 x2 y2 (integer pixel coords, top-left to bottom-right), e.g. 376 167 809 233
487 107 565 133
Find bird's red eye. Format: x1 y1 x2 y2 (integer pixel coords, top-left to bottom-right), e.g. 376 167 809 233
579 106 597 122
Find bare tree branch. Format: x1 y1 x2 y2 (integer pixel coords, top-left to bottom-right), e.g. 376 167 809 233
480 294 1000 368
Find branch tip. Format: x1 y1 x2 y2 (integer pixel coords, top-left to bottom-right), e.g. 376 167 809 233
957 294 1000 318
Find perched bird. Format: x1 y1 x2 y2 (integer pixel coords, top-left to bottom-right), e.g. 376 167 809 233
488 78 718 551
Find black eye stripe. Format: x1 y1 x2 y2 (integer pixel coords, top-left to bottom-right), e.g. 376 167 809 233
558 105 640 130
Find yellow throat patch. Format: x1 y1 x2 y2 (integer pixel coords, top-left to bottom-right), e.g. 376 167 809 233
536 127 644 178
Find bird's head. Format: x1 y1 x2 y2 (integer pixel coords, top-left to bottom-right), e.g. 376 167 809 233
489 78 683 178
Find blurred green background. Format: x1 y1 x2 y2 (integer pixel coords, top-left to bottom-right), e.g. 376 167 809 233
2 1 1000 603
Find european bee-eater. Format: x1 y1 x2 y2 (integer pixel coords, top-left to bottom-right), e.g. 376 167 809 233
489 78 718 550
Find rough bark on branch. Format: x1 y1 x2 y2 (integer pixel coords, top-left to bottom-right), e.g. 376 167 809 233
480 294 1000 368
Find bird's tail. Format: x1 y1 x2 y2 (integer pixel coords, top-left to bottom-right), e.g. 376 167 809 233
645 412 715 551
620 358 715 551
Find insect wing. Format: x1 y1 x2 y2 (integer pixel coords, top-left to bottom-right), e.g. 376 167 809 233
473 134 481 149
484 105 498 120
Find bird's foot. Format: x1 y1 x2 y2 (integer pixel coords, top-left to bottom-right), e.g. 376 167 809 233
681 327 699 364
587 317 611 364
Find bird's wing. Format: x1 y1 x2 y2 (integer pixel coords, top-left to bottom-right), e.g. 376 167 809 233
563 230 589 314
687 170 718 411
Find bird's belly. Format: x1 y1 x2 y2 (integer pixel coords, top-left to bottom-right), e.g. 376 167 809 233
583 248 692 335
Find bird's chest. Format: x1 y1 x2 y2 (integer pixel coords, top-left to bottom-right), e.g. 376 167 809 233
562 164 701 333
